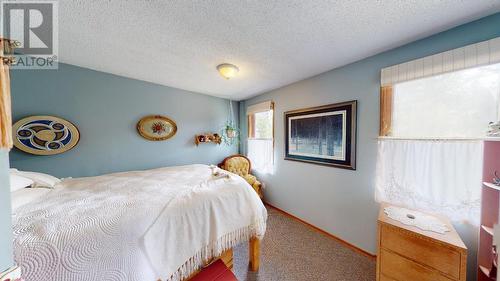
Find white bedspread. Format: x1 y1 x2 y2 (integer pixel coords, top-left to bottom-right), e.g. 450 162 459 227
12 164 267 281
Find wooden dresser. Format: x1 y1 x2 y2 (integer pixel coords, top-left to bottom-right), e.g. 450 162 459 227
377 203 467 281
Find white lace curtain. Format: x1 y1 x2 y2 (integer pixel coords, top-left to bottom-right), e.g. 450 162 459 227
247 101 274 174
248 139 273 174
375 138 483 224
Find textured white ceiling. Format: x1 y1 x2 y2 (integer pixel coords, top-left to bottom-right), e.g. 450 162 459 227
58 1 500 100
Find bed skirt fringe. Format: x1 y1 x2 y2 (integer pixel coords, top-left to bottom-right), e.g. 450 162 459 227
164 219 266 281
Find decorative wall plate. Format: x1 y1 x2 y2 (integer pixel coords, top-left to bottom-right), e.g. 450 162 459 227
137 115 177 141
12 115 80 155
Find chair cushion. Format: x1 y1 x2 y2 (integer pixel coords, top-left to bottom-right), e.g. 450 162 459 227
224 157 250 176
242 174 257 185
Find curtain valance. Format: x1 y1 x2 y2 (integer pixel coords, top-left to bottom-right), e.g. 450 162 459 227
381 37 500 86
246 101 273 115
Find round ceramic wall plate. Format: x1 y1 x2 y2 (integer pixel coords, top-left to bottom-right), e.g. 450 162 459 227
137 115 177 141
13 115 80 155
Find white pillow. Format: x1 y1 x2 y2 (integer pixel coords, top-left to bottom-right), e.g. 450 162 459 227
10 174 34 192
11 188 52 210
11 170 61 188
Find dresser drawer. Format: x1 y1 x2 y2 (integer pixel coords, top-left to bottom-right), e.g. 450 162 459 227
380 249 454 281
380 224 461 279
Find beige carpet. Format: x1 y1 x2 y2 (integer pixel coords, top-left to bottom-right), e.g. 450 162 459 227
233 207 376 281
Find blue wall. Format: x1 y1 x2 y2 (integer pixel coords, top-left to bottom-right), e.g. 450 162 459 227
4 11 500 281
9 63 239 178
0 150 13 272
241 12 500 281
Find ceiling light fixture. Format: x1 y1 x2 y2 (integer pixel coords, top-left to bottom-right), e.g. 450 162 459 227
217 63 239 79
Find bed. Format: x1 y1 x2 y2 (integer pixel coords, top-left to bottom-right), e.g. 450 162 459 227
10 164 267 281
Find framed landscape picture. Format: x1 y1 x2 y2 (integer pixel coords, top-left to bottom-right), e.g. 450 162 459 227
284 100 357 170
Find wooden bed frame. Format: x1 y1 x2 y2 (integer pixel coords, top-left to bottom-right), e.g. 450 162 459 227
248 237 260 271
199 238 260 272
183 237 260 280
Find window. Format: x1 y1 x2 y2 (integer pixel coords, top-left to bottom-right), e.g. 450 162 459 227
376 49 500 224
391 63 500 138
250 111 273 139
247 101 274 174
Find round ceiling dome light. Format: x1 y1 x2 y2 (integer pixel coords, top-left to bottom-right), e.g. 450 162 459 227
217 63 239 79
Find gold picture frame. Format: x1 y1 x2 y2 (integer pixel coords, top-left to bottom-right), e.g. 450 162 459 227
137 115 177 141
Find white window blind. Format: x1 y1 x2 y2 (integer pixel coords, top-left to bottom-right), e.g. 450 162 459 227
381 37 500 86
247 101 273 115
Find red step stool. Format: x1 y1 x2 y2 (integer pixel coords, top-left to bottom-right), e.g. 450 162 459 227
190 259 237 281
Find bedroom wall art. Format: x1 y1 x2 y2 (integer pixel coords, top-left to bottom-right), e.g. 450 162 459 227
137 115 177 141
284 100 357 170
12 115 80 156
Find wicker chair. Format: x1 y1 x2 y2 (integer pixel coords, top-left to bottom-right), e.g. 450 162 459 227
218 155 263 199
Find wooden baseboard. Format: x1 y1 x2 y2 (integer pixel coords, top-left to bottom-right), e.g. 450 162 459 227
264 202 376 260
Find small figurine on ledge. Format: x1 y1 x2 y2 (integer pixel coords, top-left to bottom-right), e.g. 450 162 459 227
489 245 498 279
195 133 222 146
487 121 500 137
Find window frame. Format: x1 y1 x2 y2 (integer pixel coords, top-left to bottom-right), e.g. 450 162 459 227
247 101 275 141
246 101 275 173
380 64 500 139
379 37 500 139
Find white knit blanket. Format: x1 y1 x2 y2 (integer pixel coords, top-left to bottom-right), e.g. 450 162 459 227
12 164 267 281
